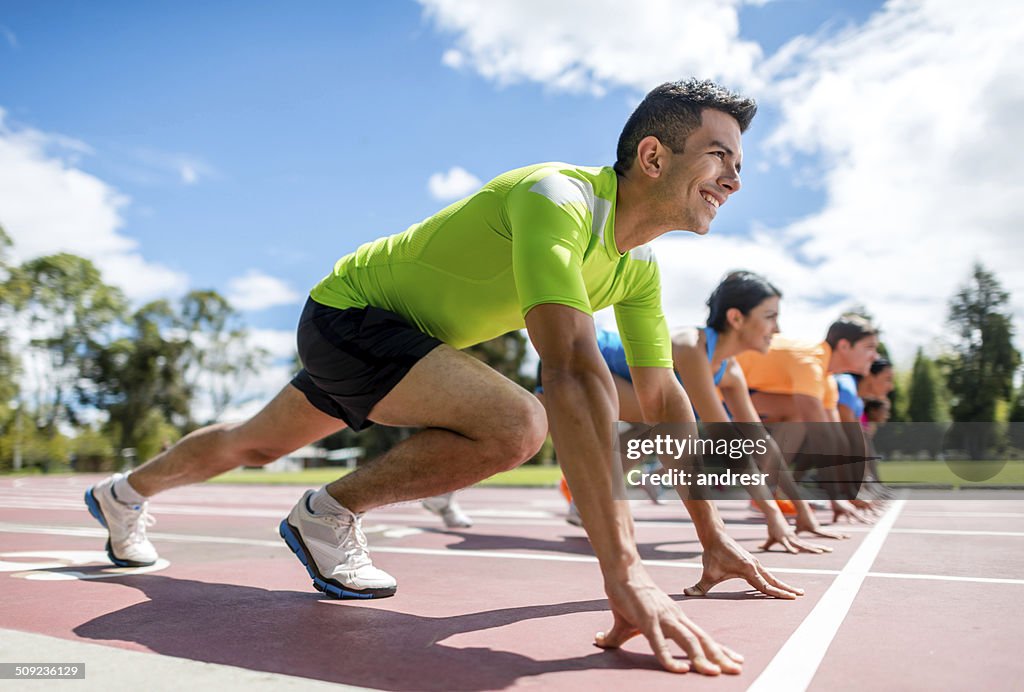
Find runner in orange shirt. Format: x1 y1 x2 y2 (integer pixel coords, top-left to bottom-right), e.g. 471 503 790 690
736 315 880 522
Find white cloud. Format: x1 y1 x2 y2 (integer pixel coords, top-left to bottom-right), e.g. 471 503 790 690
247 328 299 360
226 270 302 312
418 0 765 94
752 0 1024 363
180 164 198 185
215 362 297 423
420 0 1024 367
193 328 298 423
428 166 483 200
0 109 189 301
132 148 215 186
0 25 17 49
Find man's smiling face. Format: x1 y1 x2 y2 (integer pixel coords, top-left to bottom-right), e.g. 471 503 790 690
658 108 743 235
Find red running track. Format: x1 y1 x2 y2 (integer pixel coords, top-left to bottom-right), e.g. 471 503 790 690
0 475 1022 690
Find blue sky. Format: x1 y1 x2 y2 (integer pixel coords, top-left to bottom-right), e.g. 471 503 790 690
2 0 1021 415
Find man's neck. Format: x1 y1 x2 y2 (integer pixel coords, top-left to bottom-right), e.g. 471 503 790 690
613 172 675 253
822 341 842 373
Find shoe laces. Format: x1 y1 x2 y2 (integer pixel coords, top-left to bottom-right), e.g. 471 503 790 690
323 513 371 569
116 502 156 546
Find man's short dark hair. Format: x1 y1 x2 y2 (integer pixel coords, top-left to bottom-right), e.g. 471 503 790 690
614 78 757 175
826 314 878 349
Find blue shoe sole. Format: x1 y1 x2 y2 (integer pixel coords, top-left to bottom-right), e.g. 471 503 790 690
84 487 155 568
278 519 395 599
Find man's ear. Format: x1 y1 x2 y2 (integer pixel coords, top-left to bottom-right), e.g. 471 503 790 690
636 136 668 178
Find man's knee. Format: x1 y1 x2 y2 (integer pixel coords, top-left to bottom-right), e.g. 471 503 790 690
217 423 294 468
486 393 547 470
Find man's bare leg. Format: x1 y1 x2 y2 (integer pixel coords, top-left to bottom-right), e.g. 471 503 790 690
125 383 347 497
84 383 345 567
326 345 547 513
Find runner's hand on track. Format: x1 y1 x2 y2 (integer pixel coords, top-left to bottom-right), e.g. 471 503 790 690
795 511 850 540
684 532 804 598
850 497 883 515
761 515 833 554
831 499 873 524
597 566 744 675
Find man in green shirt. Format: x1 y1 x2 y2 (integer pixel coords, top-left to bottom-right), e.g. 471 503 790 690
86 79 789 676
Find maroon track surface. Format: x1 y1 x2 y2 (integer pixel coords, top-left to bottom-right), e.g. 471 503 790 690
1 476 1022 690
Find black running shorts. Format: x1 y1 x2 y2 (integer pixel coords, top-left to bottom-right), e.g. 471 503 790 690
290 297 443 431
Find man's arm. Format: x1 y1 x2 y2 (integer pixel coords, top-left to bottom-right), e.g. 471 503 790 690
526 304 741 675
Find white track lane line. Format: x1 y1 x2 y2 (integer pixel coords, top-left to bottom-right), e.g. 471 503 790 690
5 517 1024 586
748 498 907 692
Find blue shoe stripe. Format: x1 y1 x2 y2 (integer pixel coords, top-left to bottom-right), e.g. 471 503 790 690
278 519 387 600
84 489 108 528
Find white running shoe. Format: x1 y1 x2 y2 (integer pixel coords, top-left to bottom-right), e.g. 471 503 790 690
565 501 584 527
422 493 473 529
84 474 158 567
279 490 397 599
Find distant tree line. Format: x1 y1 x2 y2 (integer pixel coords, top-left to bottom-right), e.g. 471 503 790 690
0 220 1020 471
0 226 269 472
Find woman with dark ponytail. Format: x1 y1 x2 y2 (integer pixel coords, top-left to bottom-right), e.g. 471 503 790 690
661 272 849 563
573 272 847 567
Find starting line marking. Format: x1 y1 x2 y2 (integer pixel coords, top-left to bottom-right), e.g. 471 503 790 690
748 498 906 692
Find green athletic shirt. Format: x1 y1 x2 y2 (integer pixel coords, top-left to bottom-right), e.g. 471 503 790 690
309 162 672 368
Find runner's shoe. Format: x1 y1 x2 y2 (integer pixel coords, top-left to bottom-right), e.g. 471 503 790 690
84 474 158 567
422 494 473 529
279 490 397 599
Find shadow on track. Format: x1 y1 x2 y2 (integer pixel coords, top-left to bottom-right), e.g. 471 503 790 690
74 575 681 689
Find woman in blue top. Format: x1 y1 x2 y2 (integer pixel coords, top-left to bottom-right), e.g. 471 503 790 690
614 272 849 570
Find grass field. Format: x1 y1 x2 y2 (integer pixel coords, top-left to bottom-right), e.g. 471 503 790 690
4 460 1022 489
207 465 566 487
877 459 1024 486
208 459 1024 488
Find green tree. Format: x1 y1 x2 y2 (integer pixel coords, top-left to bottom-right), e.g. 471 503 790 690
90 300 191 457
944 264 1020 459
907 349 948 422
945 264 1021 422
1009 386 1024 452
178 290 269 426
0 226 19 424
6 253 126 433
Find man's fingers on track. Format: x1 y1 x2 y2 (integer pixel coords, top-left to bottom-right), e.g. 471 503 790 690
720 645 745 664
682 620 742 675
662 622 720 675
746 563 802 599
647 626 692 674
760 564 804 596
746 572 795 599
794 536 831 553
